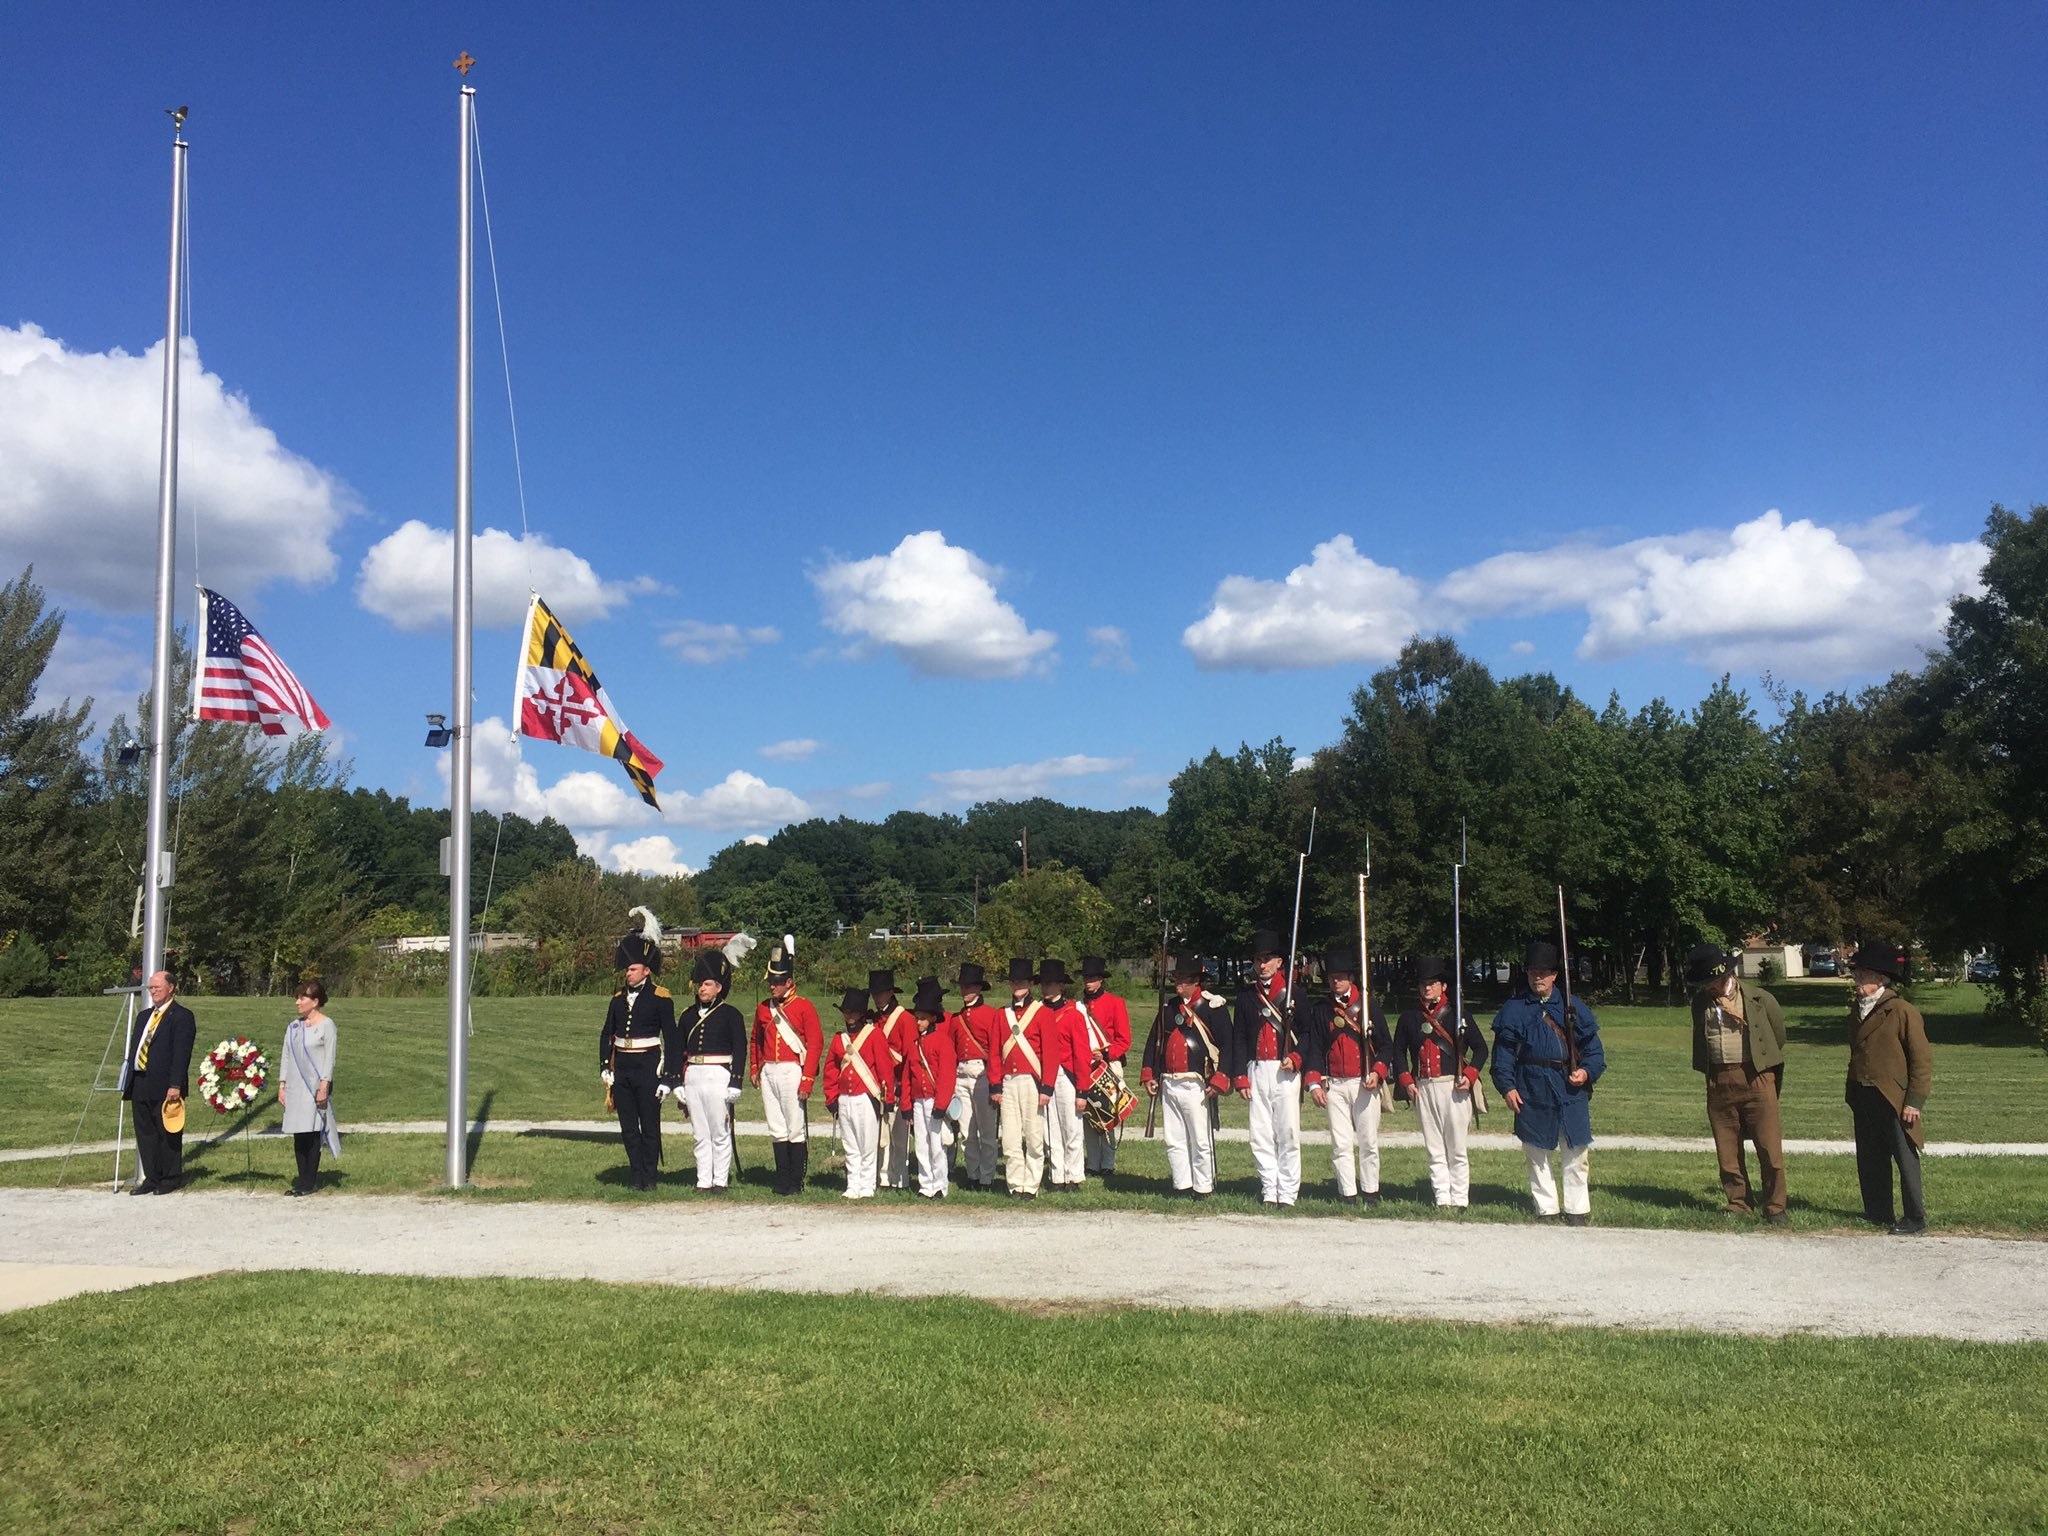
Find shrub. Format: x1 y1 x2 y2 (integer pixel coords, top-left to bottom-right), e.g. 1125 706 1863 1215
0 934 56 997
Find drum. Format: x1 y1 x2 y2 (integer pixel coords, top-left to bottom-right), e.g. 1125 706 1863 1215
1082 1070 1137 1134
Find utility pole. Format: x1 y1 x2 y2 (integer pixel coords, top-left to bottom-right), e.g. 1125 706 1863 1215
1017 826 1029 878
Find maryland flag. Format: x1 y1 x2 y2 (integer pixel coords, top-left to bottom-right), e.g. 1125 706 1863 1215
513 593 664 807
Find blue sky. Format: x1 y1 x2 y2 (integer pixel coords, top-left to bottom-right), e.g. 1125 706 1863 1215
5 3 2045 875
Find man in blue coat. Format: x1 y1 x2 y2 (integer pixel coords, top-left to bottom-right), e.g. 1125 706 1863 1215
1490 941 1605 1225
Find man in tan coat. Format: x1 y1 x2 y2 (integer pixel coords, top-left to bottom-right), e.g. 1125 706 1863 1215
1688 943 1790 1223
1845 941 1933 1235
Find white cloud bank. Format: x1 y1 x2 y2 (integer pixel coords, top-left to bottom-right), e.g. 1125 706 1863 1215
450 717 812 865
661 619 779 664
811 530 1056 678
1187 510 1987 682
1183 535 1425 672
928 753 1127 802
0 324 351 606
759 737 821 762
357 521 657 632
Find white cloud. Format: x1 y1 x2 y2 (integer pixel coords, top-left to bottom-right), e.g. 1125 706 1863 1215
811 530 1056 678
742 834 770 847
356 520 657 632
0 324 352 607
1183 534 1424 671
928 753 1127 802
1508 639 1536 656
759 737 821 762
452 718 811 845
601 835 696 878
40 625 149 716
661 619 779 664
1088 625 1135 671
843 780 894 800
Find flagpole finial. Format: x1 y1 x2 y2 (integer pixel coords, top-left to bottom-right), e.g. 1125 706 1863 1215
165 106 188 136
454 51 477 76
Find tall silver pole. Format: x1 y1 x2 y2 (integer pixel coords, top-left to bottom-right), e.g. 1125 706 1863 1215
1452 820 1466 1032
141 120 189 986
447 84 475 1187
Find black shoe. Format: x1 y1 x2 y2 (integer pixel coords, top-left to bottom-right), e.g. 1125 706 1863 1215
131 1179 160 1196
1562 1212 1589 1227
1535 1212 1561 1224
1765 1211 1790 1227
1362 1192 1382 1208
1339 1193 1359 1206
1889 1217 1927 1236
286 1186 307 1197
152 1178 181 1194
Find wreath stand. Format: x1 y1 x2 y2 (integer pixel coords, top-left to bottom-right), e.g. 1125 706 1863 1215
57 984 144 1192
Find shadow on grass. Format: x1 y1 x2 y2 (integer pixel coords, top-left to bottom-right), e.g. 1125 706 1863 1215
464 1089 497 1173
1603 1181 1721 1214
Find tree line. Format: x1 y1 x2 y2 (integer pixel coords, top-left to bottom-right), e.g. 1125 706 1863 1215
1 504 2043 1030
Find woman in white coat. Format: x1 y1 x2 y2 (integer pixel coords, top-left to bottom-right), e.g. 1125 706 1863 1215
280 981 338 1195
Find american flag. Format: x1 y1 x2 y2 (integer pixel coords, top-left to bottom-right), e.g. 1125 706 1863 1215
196 588 331 736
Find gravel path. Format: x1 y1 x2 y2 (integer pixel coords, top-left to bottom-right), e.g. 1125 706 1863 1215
3 1187 2043 1341
9 1119 2047 1164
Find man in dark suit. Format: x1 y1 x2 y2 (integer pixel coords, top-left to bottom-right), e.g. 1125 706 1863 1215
123 970 196 1194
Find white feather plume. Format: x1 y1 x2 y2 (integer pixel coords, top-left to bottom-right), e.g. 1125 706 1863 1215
629 905 661 943
723 931 758 965
784 933 796 957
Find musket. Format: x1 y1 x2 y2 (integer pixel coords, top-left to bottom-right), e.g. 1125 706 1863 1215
1282 807 1316 1062
1458 822 1486 1118
1360 836 1390 1111
1144 915 1168 1139
1556 884 1581 1077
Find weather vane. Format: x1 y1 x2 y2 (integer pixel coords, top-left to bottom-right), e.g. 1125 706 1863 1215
165 106 188 134
454 51 476 76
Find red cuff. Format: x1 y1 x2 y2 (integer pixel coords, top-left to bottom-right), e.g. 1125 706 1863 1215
1461 1066 1480 1085
1304 1071 1322 1087
1234 1076 1250 1093
1284 1052 1302 1072
1398 1073 1415 1091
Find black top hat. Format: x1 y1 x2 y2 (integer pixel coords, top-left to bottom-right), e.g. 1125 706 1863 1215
1685 943 1739 986
911 981 947 1016
1849 942 1909 982
1415 955 1451 985
1006 957 1034 986
765 942 794 982
1168 953 1206 982
1523 941 1561 974
1080 955 1109 980
1250 929 1285 960
957 961 988 992
1323 944 1361 977
692 950 732 989
837 988 870 1019
1037 958 1071 987
868 969 896 995
614 933 662 975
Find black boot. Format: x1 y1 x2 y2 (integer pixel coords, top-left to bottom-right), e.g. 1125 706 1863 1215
775 1142 795 1196
794 1141 810 1193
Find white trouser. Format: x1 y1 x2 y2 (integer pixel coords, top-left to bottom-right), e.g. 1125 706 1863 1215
1415 1075 1473 1206
759 1060 805 1142
1161 1077 1214 1193
1525 1139 1591 1216
1322 1076 1382 1197
951 1060 998 1183
1246 1059 1302 1204
883 1100 912 1189
682 1064 733 1188
1085 1064 1123 1171
1047 1073 1085 1185
837 1094 879 1198
913 1097 949 1197
999 1073 1045 1193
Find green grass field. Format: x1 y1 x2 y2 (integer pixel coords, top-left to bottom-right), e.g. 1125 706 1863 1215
3 1273 2043 1535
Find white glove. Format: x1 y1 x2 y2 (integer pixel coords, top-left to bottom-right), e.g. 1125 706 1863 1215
654 1082 672 1101
724 1086 743 1105
600 1070 615 1087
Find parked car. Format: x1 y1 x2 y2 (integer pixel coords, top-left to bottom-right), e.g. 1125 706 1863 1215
1806 952 1840 977
1967 955 1999 983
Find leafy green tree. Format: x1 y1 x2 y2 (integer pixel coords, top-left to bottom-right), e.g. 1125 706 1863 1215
975 862 1111 967
0 568 95 944
1160 738 1305 956
706 859 838 942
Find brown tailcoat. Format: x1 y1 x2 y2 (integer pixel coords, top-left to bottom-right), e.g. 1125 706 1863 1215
1844 991 1933 1148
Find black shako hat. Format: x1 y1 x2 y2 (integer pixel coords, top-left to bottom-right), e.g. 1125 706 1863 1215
1324 944 1361 978
1006 957 1034 986
1523 941 1561 974
692 949 732 990
1849 942 1909 982
837 988 870 1018
1080 955 1110 980
868 969 896 995
911 980 947 1016
1415 955 1451 985
614 932 662 975
1037 958 1071 988
1168 953 1206 982
765 942 794 982
1250 929 1285 960
1685 943 1740 986
957 961 988 993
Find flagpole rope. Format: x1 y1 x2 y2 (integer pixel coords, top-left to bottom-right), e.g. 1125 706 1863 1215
166 155 196 926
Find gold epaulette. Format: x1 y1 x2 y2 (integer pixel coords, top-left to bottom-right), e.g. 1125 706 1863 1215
654 985 672 999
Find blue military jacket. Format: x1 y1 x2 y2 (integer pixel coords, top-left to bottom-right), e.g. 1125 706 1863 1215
1489 988 1605 1150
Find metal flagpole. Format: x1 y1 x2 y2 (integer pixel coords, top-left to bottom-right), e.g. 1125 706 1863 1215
447 66 477 1188
141 110 189 989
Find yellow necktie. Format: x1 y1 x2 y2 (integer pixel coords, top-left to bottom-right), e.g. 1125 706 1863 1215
136 1007 165 1070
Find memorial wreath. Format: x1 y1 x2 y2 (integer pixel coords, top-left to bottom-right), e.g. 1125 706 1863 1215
198 1037 270 1114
